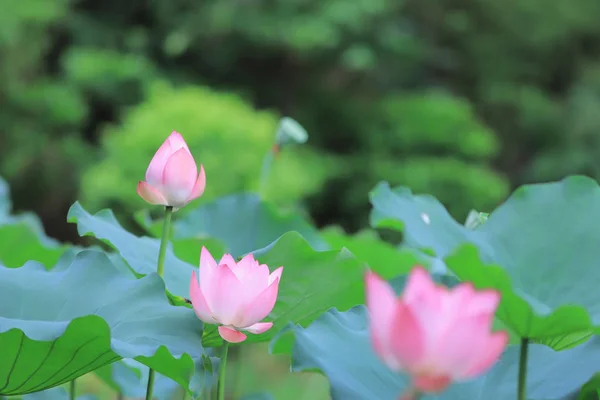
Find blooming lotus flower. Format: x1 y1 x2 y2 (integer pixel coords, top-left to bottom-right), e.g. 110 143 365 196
137 131 206 208
190 247 283 343
365 267 508 393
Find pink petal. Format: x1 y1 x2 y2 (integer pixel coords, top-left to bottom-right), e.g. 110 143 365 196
466 289 501 315
428 309 503 379
445 284 500 330
186 165 206 203
218 254 237 269
237 264 272 301
268 266 283 285
207 265 244 325
243 322 273 334
459 331 508 379
162 148 198 206
145 139 175 186
189 270 217 324
403 267 446 337
200 247 218 302
413 375 452 393
218 326 247 343
137 181 167 205
390 301 425 369
237 276 280 328
166 131 191 152
365 271 400 369
232 253 258 280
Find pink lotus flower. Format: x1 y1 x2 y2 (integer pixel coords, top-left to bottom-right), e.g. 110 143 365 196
365 267 508 393
190 247 283 343
137 131 206 208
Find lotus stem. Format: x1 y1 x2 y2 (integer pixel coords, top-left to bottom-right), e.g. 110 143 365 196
517 338 529 400
145 369 156 400
145 205 174 400
69 379 76 400
156 206 174 278
217 342 230 400
258 149 275 197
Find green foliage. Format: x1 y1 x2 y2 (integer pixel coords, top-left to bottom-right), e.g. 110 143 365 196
94 360 180 399
0 177 66 268
7 0 600 397
81 81 337 215
0 250 204 394
68 201 194 297
371 176 600 349
171 193 327 257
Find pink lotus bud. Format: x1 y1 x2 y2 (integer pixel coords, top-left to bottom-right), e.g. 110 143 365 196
137 131 206 208
365 267 508 393
189 247 283 343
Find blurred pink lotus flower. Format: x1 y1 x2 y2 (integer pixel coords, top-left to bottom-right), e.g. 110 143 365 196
137 131 206 208
190 247 283 343
366 267 508 393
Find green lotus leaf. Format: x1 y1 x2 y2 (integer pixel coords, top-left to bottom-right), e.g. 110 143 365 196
0 250 204 395
67 202 194 297
370 176 600 348
171 192 327 257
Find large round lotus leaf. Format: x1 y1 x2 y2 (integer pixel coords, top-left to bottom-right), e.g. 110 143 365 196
171 192 328 257
369 176 600 348
0 250 204 395
68 202 194 297
272 306 600 400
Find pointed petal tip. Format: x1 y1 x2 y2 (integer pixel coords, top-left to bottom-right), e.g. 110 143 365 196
244 322 273 334
187 165 206 201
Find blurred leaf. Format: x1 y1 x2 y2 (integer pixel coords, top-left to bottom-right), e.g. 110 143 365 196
320 226 423 272
0 250 204 394
370 176 600 348
21 387 97 400
274 306 600 400
0 215 66 268
95 360 179 399
0 176 66 268
240 393 276 400
172 193 327 257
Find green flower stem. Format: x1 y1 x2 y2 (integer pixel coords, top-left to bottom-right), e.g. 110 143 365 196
145 205 174 400
518 338 530 400
258 149 275 197
156 206 174 278
69 379 76 400
145 368 156 400
217 342 230 400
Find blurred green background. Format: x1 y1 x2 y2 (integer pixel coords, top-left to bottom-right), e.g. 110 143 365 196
7 0 600 244
3 0 600 398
